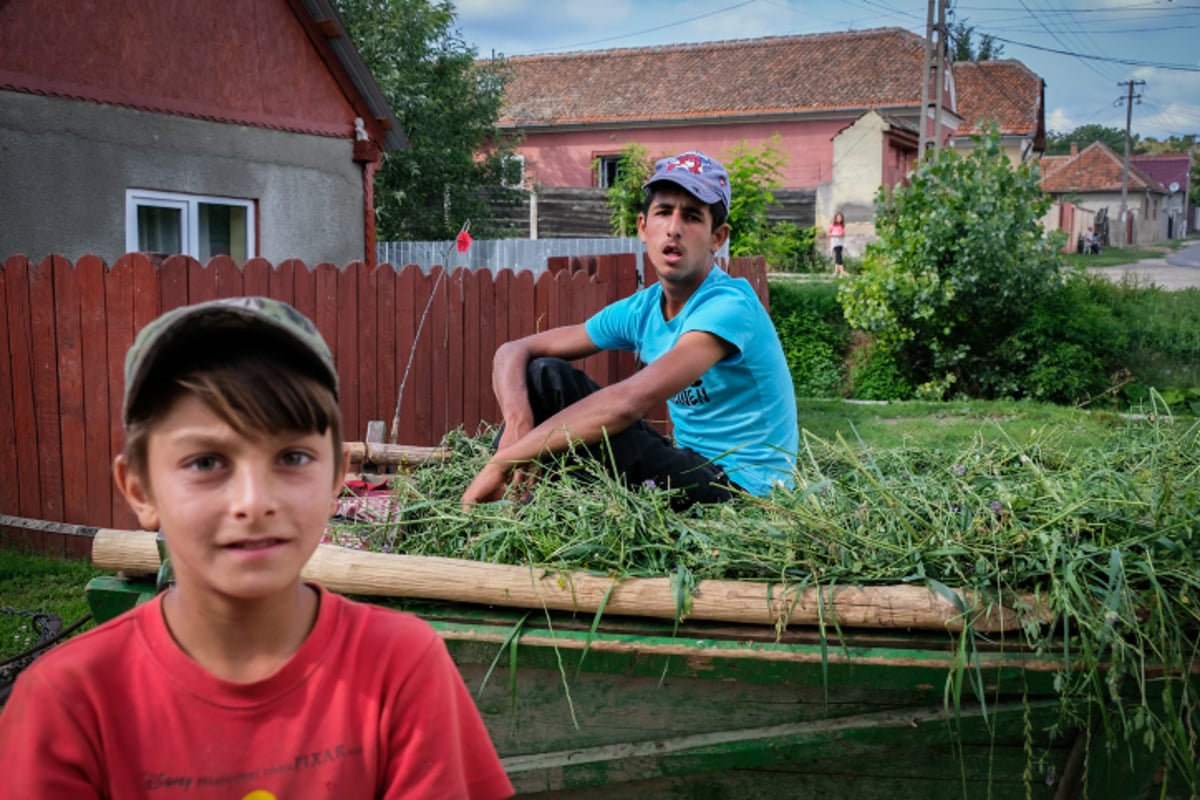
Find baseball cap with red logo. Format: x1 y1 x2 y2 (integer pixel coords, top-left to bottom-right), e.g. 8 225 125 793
643 151 731 216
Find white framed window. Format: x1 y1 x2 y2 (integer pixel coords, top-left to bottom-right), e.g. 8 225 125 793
125 190 256 262
596 155 622 188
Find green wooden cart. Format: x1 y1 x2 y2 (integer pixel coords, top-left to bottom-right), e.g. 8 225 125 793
85 568 1192 800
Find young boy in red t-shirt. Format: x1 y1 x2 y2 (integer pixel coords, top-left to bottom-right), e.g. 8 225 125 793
0 297 514 800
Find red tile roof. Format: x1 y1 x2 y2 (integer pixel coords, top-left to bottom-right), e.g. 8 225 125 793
1130 153 1192 192
494 28 930 127
951 60 1043 137
1038 155 1071 178
1040 142 1167 194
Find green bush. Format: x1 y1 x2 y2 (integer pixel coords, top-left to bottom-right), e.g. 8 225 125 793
763 222 819 272
769 281 848 398
839 127 1064 399
848 340 912 401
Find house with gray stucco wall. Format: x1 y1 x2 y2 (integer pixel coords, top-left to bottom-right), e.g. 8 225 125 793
0 0 405 267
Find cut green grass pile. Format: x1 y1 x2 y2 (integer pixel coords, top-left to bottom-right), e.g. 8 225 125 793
330 401 1199 790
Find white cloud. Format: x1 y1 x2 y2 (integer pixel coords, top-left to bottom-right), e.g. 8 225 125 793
453 0 535 20
1046 107 1076 134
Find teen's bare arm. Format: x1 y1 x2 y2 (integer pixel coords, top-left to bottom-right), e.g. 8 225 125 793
462 330 732 506
490 324 600 451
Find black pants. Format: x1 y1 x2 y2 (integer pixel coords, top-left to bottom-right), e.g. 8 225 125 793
512 357 737 509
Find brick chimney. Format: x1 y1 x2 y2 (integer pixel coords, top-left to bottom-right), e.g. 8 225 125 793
1070 142 1078 156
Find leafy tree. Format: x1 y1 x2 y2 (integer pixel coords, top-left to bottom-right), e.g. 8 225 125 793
597 143 654 237
839 127 1064 399
947 20 1004 61
723 137 788 257
1044 124 1140 156
335 0 524 240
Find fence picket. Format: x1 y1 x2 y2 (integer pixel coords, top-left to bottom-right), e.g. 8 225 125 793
445 268 467 438
243 258 270 297
1 256 37 526
461 269 481 434
188 254 216 304
105 256 137 532
336 264 360 440
0 261 16 525
355 263 379 443
372 264 397 440
78 255 112 542
52 255 87 538
475 268 496 428
214 255 244 299
392 264 417 443
30 257 64 530
160 255 189 311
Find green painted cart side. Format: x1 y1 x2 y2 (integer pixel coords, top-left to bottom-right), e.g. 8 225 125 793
85 576 1190 799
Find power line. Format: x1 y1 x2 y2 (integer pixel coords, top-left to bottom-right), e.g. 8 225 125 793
506 0 759 54
1015 0 1121 83
990 34 1200 71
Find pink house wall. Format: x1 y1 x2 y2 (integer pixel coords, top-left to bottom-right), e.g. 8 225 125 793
518 118 857 189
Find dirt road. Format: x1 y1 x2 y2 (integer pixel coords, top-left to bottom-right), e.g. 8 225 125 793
1087 242 1200 290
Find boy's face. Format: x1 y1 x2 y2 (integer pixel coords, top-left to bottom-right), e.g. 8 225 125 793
638 186 730 292
115 392 346 603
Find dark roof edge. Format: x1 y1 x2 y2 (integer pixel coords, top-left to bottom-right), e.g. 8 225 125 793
500 104 925 132
296 0 407 151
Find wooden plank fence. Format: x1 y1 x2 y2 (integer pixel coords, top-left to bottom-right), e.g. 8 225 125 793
0 252 767 551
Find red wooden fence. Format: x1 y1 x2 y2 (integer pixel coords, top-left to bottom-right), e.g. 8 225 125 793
1 252 768 549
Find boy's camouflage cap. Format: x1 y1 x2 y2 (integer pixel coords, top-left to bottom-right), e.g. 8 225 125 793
122 297 338 427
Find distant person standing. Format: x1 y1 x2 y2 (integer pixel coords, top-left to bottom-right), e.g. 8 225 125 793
829 212 847 276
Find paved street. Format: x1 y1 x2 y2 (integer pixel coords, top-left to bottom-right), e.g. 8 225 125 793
1087 242 1200 290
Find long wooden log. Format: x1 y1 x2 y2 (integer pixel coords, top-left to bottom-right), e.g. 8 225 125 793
91 528 1050 632
344 442 450 467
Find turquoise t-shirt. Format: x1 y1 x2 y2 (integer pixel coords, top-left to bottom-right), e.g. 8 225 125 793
585 267 798 495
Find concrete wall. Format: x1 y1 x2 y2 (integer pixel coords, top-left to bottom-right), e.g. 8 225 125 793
1072 190 1165 246
951 134 1035 165
0 91 365 265
825 112 886 257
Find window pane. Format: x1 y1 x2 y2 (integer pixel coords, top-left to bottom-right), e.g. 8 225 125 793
598 156 621 188
137 205 181 254
198 202 248 263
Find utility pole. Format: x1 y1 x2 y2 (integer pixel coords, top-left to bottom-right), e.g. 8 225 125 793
918 0 934 157
931 0 947 157
1118 79 1145 247
918 0 947 159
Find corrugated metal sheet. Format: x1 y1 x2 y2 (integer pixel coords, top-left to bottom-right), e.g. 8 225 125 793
378 237 731 276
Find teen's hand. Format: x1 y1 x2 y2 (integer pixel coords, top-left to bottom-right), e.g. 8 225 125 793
461 461 510 509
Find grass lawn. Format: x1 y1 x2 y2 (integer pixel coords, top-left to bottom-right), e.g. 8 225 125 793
0 549 101 662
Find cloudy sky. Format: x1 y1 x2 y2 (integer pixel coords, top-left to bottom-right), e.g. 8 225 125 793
451 0 1200 142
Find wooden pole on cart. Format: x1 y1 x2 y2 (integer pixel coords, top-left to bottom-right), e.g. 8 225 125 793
92 528 1050 633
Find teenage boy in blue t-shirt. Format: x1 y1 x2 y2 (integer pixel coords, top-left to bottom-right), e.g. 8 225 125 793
462 150 798 510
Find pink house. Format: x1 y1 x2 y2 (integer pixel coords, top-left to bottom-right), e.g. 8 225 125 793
493 28 963 250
